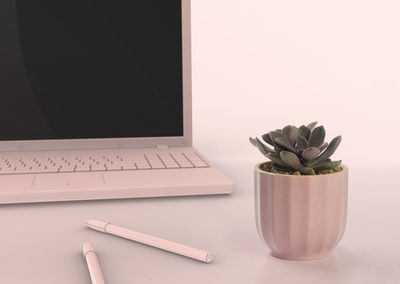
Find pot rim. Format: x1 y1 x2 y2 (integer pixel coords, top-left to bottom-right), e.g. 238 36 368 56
255 162 348 178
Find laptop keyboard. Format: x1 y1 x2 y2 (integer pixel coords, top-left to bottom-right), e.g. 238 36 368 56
0 151 209 175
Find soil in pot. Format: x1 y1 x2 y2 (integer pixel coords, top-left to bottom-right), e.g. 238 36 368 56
259 162 343 176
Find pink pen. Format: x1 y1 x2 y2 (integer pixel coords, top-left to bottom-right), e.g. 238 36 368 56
82 242 106 284
87 219 213 263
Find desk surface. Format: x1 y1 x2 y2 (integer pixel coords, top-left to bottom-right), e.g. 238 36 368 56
1 156 399 284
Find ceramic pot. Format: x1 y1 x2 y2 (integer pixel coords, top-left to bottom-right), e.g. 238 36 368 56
255 163 348 260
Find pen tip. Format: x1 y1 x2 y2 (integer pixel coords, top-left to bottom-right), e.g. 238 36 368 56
82 242 95 257
86 219 108 232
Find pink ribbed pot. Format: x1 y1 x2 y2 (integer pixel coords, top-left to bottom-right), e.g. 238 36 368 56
255 163 348 260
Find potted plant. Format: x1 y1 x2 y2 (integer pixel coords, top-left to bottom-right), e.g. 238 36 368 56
250 122 348 260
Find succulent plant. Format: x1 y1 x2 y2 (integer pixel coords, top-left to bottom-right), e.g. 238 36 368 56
249 122 342 175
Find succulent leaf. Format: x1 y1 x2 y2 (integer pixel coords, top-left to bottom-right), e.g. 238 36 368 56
265 154 285 166
280 151 301 170
250 137 284 166
313 160 342 171
300 167 316 175
272 163 295 173
261 133 274 146
302 147 321 161
307 121 318 130
312 158 331 167
269 131 284 140
282 125 298 145
308 136 342 166
296 136 309 151
253 137 275 155
298 125 311 140
274 137 298 153
308 125 326 147
319 142 328 152
269 131 285 149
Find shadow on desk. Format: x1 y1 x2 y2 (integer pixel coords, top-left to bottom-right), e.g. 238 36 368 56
259 246 400 284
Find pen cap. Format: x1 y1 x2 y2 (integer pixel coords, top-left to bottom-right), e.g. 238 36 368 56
87 219 108 232
82 242 96 257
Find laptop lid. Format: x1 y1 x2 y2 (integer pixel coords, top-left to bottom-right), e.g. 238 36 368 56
0 0 192 151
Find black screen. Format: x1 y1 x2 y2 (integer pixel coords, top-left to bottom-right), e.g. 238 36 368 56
0 0 183 140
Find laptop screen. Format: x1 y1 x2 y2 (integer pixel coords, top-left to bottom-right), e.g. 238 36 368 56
0 0 183 141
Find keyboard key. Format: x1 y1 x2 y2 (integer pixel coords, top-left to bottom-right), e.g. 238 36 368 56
105 164 123 171
165 163 180 169
59 167 75 173
136 163 151 170
192 161 208 167
122 164 137 170
0 169 18 174
149 163 166 169
90 164 107 172
158 153 176 164
75 165 91 172
179 163 194 168
13 168 36 174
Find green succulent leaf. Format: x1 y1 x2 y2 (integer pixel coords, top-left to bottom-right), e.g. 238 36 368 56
280 151 301 170
274 137 298 153
261 133 274 146
253 137 275 155
312 158 331 167
274 149 282 158
308 125 326 147
308 136 342 166
250 137 284 166
307 121 318 130
319 142 328 152
313 160 342 171
269 131 284 141
263 153 285 166
272 163 295 173
268 131 285 149
300 167 316 175
296 136 309 151
282 125 298 146
298 125 311 140
249 137 257 146
302 147 321 161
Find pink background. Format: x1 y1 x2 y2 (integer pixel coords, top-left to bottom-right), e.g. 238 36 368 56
192 0 400 167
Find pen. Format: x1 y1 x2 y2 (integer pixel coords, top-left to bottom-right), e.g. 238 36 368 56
82 242 106 284
87 219 213 263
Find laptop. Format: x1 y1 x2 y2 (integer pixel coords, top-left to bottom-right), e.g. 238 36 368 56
0 0 233 204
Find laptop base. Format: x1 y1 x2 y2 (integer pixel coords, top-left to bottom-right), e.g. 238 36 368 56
0 147 233 204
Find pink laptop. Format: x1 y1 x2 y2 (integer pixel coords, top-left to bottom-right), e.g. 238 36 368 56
0 0 233 204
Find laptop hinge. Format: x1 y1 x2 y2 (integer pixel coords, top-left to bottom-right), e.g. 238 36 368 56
156 145 169 150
